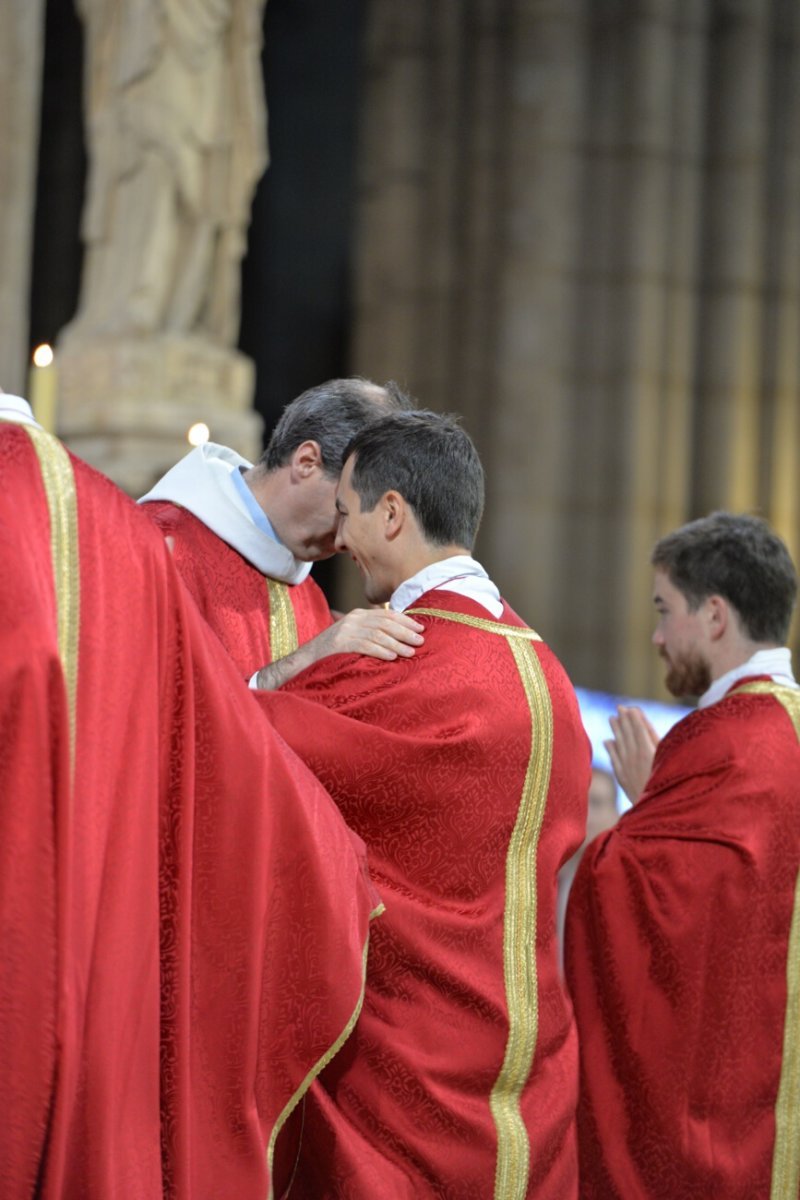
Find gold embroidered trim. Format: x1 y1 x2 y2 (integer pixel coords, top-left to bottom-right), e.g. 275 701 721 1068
408 607 550 1197
406 607 542 642
771 869 800 1200
734 684 800 1198
267 578 299 661
24 426 80 772
266 926 375 1199
732 681 800 740
489 638 553 1199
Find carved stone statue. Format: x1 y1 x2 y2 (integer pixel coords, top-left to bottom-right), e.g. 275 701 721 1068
65 0 268 347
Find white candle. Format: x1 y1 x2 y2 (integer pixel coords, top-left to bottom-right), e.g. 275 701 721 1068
28 344 58 433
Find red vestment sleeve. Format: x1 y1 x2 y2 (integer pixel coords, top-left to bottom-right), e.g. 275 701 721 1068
565 688 800 1200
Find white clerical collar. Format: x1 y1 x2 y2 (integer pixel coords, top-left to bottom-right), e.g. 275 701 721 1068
0 395 40 427
139 442 312 584
699 647 798 709
389 555 503 618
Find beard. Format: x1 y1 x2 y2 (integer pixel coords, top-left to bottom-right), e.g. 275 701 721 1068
660 647 712 699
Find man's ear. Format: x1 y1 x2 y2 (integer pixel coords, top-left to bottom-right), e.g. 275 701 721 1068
382 490 406 540
706 594 729 641
289 440 323 479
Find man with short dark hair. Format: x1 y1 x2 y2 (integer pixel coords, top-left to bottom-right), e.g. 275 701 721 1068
257 410 591 1198
141 377 423 680
566 512 800 1199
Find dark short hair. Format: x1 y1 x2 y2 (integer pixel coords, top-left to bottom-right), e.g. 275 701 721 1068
344 410 485 550
260 378 411 476
652 512 798 643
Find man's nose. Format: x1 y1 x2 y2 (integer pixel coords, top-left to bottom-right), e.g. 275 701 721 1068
334 524 347 553
652 627 664 647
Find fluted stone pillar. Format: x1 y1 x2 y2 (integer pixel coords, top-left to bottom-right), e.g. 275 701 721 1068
351 0 800 692
480 1 586 642
0 1 46 397
693 0 769 514
569 0 709 697
759 2 800 580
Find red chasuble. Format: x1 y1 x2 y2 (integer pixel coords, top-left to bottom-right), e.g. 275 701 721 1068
144 500 333 675
0 422 378 1199
256 589 591 1198
565 682 800 1200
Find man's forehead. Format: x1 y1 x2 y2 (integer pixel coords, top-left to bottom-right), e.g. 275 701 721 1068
652 568 671 601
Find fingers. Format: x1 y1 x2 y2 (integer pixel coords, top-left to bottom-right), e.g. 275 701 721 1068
342 609 425 651
603 737 624 782
604 706 659 806
329 608 426 660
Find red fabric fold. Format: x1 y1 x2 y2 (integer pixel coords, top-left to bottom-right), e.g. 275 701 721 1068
0 425 376 1199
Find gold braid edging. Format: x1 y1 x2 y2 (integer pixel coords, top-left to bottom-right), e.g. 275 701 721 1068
267 578 299 661
266 929 374 1199
734 682 800 1200
408 605 552 1199
407 607 542 641
24 425 80 773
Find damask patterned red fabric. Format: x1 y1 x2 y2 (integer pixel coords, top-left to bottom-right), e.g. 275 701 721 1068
144 500 333 675
258 590 591 1198
565 684 800 1199
0 424 377 1198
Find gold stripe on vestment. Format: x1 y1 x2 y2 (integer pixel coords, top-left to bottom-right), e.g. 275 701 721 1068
267 578 299 661
733 681 800 1199
24 425 81 773
266 924 378 1199
408 607 542 641
408 607 553 1199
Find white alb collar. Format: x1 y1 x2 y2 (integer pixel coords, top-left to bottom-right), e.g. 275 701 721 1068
389 555 502 618
0 395 39 427
139 442 312 584
699 647 797 709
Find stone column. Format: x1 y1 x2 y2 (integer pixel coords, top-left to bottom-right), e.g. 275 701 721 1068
693 0 770 513
56 0 267 495
0 1 45 397
570 0 709 697
351 0 800 692
478 0 586 645
759 0 800 654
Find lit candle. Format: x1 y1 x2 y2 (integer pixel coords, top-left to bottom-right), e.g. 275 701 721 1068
28 344 58 433
187 422 210 446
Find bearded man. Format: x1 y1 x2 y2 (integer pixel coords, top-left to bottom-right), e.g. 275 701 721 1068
565 512 800 1199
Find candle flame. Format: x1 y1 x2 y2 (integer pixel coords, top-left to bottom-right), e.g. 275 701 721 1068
33 344 54 368
187 422 210 446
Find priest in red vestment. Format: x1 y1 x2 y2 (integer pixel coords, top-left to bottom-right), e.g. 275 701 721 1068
0 394 379 1199
141 377 423 681
255 411 592 1198
565 512 800 1199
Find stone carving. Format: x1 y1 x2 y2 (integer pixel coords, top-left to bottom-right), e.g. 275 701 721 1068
65 0 268 347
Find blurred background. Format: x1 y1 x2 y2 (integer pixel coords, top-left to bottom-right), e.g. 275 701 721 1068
4 0 799 699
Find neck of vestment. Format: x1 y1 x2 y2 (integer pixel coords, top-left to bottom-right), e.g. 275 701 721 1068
389 553 502 618
699 647 797 708
139 441 312 583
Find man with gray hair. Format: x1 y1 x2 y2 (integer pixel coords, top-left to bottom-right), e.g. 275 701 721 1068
141 377 424 682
